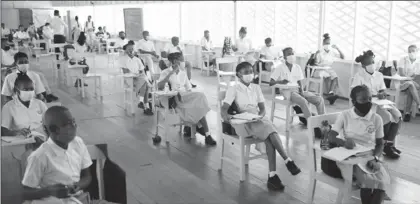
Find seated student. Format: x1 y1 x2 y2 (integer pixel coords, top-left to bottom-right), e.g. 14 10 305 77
102 26 111 39
322 85 390 204
313 33 345 105
115 31 129 49
42 23 53 50
27 22 37 40
96 26 104 37
162 36 196 88
2 52 47 105
1 23 11 38
255 37 282 84
13 25 30 40
21 106 116 204
136 31 160 74
351 50 401 159
397 44 420 122
200 30 216 67
119 43 153 115
221 61 301 190
1 72 47 136
270 47 326 122
157 52 216 145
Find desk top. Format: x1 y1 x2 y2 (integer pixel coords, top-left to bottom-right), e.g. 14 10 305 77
383 75 412 81
308 65 332 70
272 83 299 89
1 136 35 147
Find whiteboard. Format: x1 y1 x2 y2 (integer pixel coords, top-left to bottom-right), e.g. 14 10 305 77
123 8 144 41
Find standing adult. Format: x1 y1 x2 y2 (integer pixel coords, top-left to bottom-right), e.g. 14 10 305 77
72 16 82 42
85 15 96 51
48 10 67 68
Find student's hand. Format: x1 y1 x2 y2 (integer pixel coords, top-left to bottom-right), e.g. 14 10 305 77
68 183 80 195
377 92 387 100
278 79 289 84
221 112 231 122
46 184 70 198
170 66 179 75
344 138 356 149
15 128 31 137
367 160 380 172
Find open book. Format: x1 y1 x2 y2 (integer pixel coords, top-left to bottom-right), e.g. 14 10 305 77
1 136 35 146
323 145 372 161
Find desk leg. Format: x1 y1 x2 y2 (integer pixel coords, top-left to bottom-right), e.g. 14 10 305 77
81 73 85 98
207 57 210 76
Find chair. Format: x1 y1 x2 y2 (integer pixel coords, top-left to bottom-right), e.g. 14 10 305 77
216 57 239 93
87 145 107 200
105 39 119 69
307 113 373 204
217 91 267 181
305 65 326 95
201 51 216 76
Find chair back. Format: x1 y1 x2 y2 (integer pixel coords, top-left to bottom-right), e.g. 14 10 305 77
348 77 355 107
105 39 118 54
87 145 106 200
307 113 341 150
216 57 238 88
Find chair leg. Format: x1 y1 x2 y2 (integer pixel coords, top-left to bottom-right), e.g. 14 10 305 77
190 125 196 138
307 178 317 204
218 138 225 171
239 137 246 181
270 101 276 122
245 144 251 165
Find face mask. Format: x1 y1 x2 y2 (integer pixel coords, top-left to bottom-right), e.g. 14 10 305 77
323 45 330 50
365 64 375 74
19 90 35 102
286 55 296 64
354 101 372 116
18 64 29 72
409 52 417 60
120 37 125 40
242 74 254 84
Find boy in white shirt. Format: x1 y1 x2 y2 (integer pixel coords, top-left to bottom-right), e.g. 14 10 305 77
200 30 215 67
119 43 153 115
115 31 128 49
1 23 11 37
257 37 282 78
270 47 326 121
137 31 159 74
162 36 196 88
13 25 30 40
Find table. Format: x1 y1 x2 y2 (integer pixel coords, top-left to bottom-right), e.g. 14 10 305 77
66 63 89 98
383 75 413 107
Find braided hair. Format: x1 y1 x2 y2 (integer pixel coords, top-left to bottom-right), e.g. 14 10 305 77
355 50 375 65
322 33 330 43
13 71 33 92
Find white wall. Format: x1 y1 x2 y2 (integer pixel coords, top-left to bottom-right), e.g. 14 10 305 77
1 1 53 9
1 9 20 29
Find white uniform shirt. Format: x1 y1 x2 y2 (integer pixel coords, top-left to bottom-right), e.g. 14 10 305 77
351 70 386 95
201 37 213 51
49 16 67 35
332 108 383 148
270 63 304 84
115 38 128 48
398 56 420 76
158 66 191 91
13 31 30 39
2 27 11 36
260 46 280 60
136 39 155 52
22 136 93 188
73 43 87 53
85 21 94 30
235 38 253 54
316 49 340 66
223 82 265 114
2 71 46 96
1 97 47 131
1 49 14 66
164 44 185 54
42 26 54 40
118 55 145 73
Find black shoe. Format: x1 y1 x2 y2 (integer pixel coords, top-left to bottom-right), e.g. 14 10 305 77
144 108 154 116
403 114 411 122
286 161 301 176
183 126 191 137
326 94 339 105
196 126 206 136
383 145 400 159
267 175 285 191
293 106 307 126
191 83 197 88
391 146 401 154
205 135 217 146
138 102 145 109
275 88 281 95
47 94 59 101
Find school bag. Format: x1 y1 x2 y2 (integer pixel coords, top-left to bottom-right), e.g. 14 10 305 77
378 60 397 88
221 101 240 135
304 53 317 78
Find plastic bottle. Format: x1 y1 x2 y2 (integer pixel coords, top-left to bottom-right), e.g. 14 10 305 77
320 120 331 150
164 84 169 93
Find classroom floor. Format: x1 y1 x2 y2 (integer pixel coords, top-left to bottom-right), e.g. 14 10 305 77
29 53 420 204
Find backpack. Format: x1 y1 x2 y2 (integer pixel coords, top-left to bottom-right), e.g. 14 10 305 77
378 61 397 88
221 101 240 135
305 53 317 78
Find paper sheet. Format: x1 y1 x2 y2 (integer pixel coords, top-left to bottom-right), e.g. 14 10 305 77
232 112 263 121
323 146 372 161
372 98 395 106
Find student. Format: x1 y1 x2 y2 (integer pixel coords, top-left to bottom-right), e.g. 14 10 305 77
397 44 420 122
21 106 115 203
233 27 256 64
137 31 159 74
1 72 47 136
323 85 390 204
200 30 216 67
221 61 301 190
313 33 345 105
66 32 91 87
162 36 196 88
42 23 54 47
72 16 82 42
270 47 326 122
102 26 111 39
13 25 30 40
1 23 11 37
119 43 153 115
257 37 282 77
115 31 128 49
351 50 401 159
157 52 216 145
85 15 95 32
49 10 67 69
27 22 37 40
96 26 104 37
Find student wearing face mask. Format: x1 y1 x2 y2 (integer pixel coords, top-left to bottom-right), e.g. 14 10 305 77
270 47 326 122
397 45 420 122
314 33 345 105
351 50 401 159
1 71 48 137
157 52 217 145
221 62 301 191
136 31 159 74
321 85 390 204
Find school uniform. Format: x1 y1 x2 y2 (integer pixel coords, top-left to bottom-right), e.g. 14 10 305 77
223 82 277 140
158 67 210 124
13 31 30 39
396 56 420 112
1 27 11 37
271 63 325 118
164 44 193 71
49 16 67 60
259 46 282 72
327 109 390 189
200 37 214 62
1 48 14 66
351 70 401 124
115 38 128 49
119 54 150 94
2 71 46 97
313 49 339 79
136 39 157 74
235 37 256 65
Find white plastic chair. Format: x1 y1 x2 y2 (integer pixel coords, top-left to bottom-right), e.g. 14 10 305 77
216 57 239 93
87 145 106 200
217 90 267 181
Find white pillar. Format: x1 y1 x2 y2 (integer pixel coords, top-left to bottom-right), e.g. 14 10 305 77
317 1 326 51
233 1 238 41
386 1 396 62
179 2 182 39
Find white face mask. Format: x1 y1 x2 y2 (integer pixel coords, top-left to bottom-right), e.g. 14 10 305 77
366 64 375 74
19 90 35 102
286 55 296 64
409 52 417 60
323 44 331 51
242 74 254 84
18 64 29 72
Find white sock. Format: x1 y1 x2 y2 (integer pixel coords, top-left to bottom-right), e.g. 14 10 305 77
269 171 276 177
285 157 292 163
205 132 211 137
329 91 334 94
144 102 150 109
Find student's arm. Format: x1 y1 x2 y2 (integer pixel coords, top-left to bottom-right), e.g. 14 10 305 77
157 69 175 90
314 50 322 65
269 67 288 86
256 86 266 117
71 168 92 193
221 86 236 121
328 112 346 146
373 116 385 157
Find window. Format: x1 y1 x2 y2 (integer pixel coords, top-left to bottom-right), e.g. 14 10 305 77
143 2 180 39
274 1 298 50
296 1 321 54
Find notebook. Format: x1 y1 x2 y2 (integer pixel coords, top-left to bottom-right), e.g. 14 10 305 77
1 136 35 146
372 98 394 106
323 145 372 161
